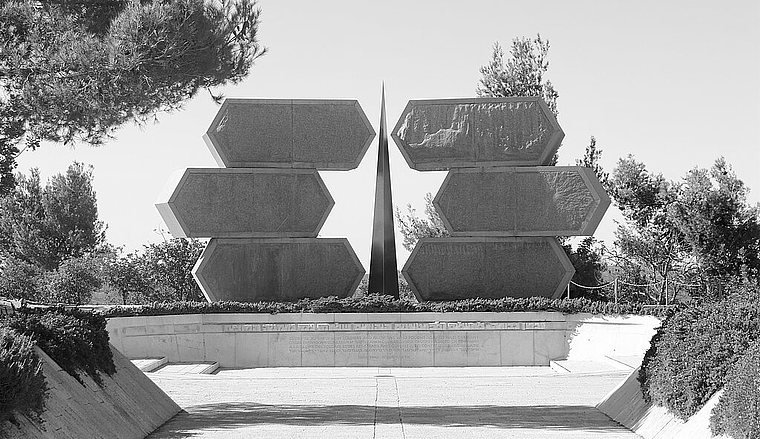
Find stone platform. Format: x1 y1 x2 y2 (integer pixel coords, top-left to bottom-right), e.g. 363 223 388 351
107 312 658 368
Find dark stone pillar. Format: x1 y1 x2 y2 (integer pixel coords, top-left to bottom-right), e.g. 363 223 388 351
368 86 399 297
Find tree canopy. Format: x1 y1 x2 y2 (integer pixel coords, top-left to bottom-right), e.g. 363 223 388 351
0 162 105 270
0 0 267 194
477 35 559 117
608 156 760 301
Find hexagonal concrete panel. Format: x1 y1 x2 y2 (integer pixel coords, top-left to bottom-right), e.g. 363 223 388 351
391 97 564 170
203 99 375 170
402 237 574 301
193 238 365 302
434 167 611 236
156 168 333 238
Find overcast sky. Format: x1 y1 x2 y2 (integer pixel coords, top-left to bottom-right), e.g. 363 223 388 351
17 0 760 268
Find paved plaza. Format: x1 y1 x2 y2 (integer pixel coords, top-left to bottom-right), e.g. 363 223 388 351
146 367 640 438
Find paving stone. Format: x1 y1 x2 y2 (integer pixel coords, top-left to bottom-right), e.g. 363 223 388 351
146 367 639 439
392 97 563 170
402 237 575 301
203 99 375 169
434 166 610 236
156 168 333 238
193 238 365 302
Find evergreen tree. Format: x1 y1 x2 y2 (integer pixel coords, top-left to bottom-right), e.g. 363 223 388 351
0 0 266 193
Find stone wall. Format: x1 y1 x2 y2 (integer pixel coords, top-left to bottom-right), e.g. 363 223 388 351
1 345 179 439
107 312 659 368
597 367 728 439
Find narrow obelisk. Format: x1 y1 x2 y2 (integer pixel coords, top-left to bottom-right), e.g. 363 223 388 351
368 86 399 297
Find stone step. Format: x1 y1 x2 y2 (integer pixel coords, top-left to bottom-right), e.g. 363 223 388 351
550 358 633 374
153 362 220 375
130 357 168 372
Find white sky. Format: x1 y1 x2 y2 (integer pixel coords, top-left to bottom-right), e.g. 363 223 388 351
16 0 760 269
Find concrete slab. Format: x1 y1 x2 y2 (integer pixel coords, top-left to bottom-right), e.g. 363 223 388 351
434 167 610 236
156 168 334 238
154 362 219 375
193 238 365 302
146 367 639 439
391 97 564 170
131 357 168 372
203 99 375 170
402 237 575 300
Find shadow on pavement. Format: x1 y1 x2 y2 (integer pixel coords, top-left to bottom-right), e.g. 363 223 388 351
149 403 627 437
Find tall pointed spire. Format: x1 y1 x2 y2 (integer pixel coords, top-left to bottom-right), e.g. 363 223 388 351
368 85 399 298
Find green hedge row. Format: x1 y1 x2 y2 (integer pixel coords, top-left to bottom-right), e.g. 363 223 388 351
710 338 760 438
0 308 115 425
639 285 760 422
99 294 675 317
0 327 46 424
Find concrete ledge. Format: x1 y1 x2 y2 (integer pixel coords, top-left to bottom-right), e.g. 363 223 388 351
1 344 180 439
597 367 729 439
108 312 659 368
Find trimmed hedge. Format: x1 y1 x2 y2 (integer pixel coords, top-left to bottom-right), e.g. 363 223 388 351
639 288 760 420
98 295 674 318
710 338 760 438
5 307 115 386
0 327 46 424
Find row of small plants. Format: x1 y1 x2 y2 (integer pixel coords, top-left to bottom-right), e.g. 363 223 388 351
638 282 760 437
0 307 115 425
99 294 675 318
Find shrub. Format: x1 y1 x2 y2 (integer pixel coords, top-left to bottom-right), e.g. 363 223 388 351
710 338 760 438
42 256 102 305
639 284 760 419
0 327 47 424
99 294 673 318
0 258 44 301
7 307 115 386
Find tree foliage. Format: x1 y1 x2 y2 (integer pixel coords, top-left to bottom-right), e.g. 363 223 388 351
105 237 206 303
477 35 559 117
397 36 611 300
0 0 266 193
42 255 102 305
395 193 449 253
608 156 760 301
0 162 105 270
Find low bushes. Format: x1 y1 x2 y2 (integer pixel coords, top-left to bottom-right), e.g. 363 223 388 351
0 307 115 425
0 327 46 424
710 338 760 438
7 307 116 385
99 294 674 318
639 284 760 420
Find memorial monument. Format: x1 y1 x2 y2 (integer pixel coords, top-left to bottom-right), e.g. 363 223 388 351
156 94 609 303
394 97 610 300
157 99 374 301
368 88 400 298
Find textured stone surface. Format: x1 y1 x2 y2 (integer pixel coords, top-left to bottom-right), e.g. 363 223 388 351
193 238 365 302
156 168 333 238
402 237 574 301
203 99 375 169
434 166 610 236
0 346 179 439
108 313 659 369
392 97 563 170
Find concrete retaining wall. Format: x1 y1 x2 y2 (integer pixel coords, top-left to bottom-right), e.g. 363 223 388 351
1 344 180 439
107 312 659 368
596 367 728 439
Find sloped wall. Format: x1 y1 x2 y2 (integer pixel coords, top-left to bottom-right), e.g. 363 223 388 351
597 367 729 439
1 344 180 439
